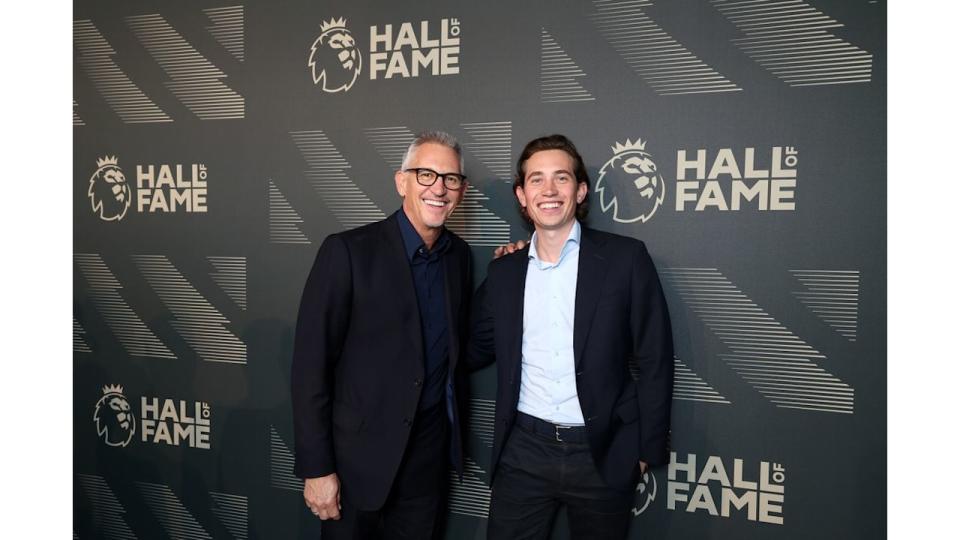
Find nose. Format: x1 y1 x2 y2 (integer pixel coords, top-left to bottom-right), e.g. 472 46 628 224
543 178 558 196
429 178 448 196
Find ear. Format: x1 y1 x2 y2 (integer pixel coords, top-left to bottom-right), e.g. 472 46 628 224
515 184 527 208
576 181 588 203
395 170 407 197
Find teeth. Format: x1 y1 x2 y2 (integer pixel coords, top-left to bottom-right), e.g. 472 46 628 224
539 202 561 209
423 199 446 207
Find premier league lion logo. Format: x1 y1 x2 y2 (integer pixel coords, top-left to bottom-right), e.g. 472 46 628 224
632 469 657 516
596 139 665 224
88 156 131 222
309 17 362 93
94 384 135 447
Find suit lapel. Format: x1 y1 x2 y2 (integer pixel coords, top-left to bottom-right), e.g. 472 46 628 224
573 228 607 370
508 248 530 380
442 244 462 369
382 215 425 374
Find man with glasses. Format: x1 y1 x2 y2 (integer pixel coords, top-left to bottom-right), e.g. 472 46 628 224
292 131 471 539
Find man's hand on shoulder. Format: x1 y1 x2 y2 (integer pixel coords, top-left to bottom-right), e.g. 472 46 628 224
304 473 341 520
492 239 529 259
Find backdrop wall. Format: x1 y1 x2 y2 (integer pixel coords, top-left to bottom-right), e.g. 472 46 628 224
73 0 886 538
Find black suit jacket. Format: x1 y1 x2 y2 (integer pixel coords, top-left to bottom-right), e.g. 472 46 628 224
291 213 472 510
468 226 673 490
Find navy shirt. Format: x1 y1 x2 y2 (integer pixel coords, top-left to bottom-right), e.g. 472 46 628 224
396 209 450 411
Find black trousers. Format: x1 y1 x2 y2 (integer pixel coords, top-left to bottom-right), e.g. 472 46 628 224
322 404 448 540
487 415 634 540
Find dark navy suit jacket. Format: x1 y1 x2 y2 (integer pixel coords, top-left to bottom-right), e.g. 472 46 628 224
468 226 674 490
291 213 472 510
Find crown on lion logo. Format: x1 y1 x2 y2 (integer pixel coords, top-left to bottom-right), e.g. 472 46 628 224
96 156 119 168
102 384 125 396
319 17 348 33
611 139 648 154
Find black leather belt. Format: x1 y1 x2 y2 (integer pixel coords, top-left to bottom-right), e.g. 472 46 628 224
516 412 588 443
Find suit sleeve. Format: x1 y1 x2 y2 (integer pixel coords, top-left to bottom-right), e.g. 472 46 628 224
465 274 497 372
630 241 675 466
291 234 352 479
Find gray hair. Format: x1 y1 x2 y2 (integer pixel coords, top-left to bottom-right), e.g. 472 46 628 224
400 130 464 172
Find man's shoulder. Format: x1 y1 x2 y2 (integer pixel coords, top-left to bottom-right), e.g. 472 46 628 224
582 226 646 252
325 216 393 247
487 247 527 278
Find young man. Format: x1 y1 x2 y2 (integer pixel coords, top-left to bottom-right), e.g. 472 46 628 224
469 134 674 539
291 131 473 539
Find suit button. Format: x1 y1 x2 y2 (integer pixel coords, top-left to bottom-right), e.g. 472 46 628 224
414 378 423 387
403 418 412 426
576 371 583 376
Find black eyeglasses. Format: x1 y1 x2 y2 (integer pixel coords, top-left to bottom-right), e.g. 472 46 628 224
404 168 467 191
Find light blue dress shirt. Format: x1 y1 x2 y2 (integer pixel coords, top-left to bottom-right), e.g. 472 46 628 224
517 220 585 426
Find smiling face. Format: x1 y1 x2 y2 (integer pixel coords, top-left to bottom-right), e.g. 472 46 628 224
516 149 588 234
395 142 465 241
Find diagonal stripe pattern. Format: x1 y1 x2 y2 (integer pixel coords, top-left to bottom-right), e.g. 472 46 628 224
73 99 85 126
791 269 859 341
268 180 311 244
77 474 137 540
133 255 247 364
672 357 731 404
291 130 386 230
208 256 247 310
448 458 491 518
74 20 172 123
127 14 244 119
269 426 303 491
75 253 176 359
138 482 212 539
364 126 415 170
662 267 854 414
210 491 248 540
540 29 595 103
628 355 730 403
461 121 513 180
74 317 92 353
713 0 873 87
590 0 742 95
445 189 511 247
467 398 495 447
203 5 244 62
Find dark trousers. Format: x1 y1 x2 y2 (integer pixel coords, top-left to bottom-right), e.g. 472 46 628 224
322 404 448 540
487 415 634 540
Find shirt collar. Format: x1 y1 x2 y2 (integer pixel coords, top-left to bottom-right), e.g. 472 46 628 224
395 208 449 261
529 220 581 269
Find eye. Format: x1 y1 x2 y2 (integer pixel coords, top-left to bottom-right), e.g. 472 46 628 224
528 176 542 185
556 174 571 183
443 175 462 188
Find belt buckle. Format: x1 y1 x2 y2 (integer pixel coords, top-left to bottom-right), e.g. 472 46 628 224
555 424 572 442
